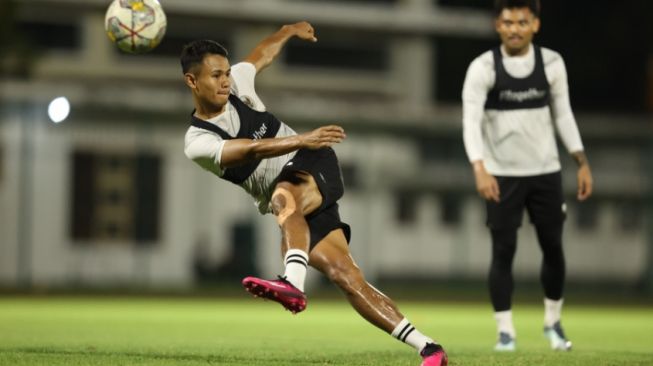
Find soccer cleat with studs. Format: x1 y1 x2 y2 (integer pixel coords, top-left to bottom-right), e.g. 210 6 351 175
544 321 572 351
420 343 448 366
242 275 307 314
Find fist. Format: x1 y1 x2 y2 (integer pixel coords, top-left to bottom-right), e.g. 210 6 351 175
288 21 317 42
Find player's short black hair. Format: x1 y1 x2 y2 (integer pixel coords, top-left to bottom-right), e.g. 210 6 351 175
180 40 229 74
494 0 540 17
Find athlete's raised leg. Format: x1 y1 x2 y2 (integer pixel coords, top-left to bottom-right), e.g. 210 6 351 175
243 171 322 313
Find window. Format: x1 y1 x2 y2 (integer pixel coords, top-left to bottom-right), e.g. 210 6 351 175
193 220 259 284
340 162 361 190
616 200 643 232
437 0 493 11
124 34 231 59
70 150 161 244
433 36 496 103
17 21 80 50
575 200 598 231
285 33 389 71
418 136 466 162
299 0 397 4
396 190 418 224
440 193 462 226
0 144 3 183
114 13 233 58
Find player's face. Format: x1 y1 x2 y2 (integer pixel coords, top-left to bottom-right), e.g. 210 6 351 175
495 7 540 56
188 54 232 114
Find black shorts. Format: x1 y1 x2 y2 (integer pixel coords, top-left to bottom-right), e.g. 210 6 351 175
486 171 566 230
275 147 351 249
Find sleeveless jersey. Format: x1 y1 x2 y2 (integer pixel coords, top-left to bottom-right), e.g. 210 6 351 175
190 94 281 184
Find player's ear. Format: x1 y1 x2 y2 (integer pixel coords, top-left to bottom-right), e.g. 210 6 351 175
532 17 541 33
184 72 197 89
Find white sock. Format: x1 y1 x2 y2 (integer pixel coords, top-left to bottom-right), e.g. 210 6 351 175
544 298 563 327
494 310 516 338
391 317 434 353
283 249 308 292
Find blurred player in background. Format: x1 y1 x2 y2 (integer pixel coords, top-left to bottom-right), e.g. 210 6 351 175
181 22 447 366
461 0 593 352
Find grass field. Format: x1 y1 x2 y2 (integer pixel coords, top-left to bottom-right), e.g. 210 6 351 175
0 295 651 366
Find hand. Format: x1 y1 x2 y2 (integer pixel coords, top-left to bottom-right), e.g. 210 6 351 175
285 21 317 42
473 161 500 203
577 164 593 201
299 125 346 149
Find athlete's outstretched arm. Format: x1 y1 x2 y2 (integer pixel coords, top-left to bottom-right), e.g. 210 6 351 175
220 125 345 168
243 21 317 73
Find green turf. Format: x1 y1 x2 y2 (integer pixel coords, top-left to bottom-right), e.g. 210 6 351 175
0 296 651 365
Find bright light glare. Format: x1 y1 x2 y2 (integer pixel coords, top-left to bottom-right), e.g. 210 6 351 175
47 97 70 123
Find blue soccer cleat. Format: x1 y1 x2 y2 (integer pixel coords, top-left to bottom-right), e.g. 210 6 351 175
494 332 516 351
544 321 572 351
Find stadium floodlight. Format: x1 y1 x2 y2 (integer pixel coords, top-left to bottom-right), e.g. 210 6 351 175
47 96 70 123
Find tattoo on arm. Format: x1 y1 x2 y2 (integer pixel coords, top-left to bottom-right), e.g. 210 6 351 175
571 151 588 167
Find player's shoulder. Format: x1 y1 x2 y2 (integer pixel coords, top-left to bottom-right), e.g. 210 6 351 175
539 46 564 66
468 50 494 71
184 125 205 143
184 126 204 159
184 125 224 160
229 61 266 109
185 124 222 142
231 62 256 77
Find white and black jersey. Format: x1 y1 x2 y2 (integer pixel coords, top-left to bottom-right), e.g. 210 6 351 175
184 62 298 214
462 44 584 176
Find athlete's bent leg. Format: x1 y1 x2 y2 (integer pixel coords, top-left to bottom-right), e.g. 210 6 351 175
242 174 322 313
309 229 447 365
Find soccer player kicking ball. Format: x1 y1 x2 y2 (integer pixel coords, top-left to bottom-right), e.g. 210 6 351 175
182 21 447 366
462 0 592 352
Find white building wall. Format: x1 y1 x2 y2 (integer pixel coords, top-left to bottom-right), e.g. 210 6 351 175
0 115 22 285
0 111 650 288
0 0 650 289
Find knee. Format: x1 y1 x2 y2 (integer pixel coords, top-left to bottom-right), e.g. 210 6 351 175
535 224 563 244
271 184 301 225
326 264 365 294
491 229 517 255
542 245 565 264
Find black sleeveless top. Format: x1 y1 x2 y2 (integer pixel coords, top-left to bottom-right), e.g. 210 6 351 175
190 94 281 184
484 45 550 111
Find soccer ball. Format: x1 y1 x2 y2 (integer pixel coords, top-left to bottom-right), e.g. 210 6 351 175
105 0 167 54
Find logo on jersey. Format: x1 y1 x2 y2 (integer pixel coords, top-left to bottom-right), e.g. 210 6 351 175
252 123 268 140
499 88 546 102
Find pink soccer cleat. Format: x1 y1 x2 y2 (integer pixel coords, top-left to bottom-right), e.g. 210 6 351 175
242 275 307 314
420 343 448 366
